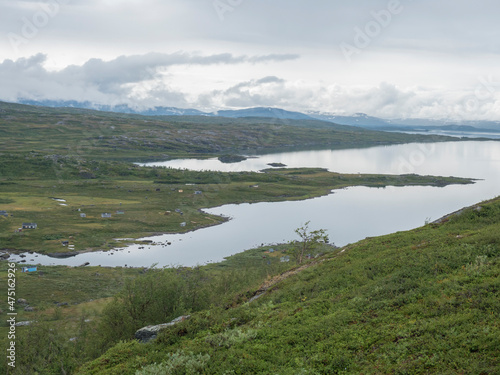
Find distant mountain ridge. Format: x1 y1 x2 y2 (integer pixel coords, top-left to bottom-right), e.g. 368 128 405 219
308 111 500 132
307 112 391 128
18 100 313 120
18 100 208 116
16 99 500 132
214 107 314 120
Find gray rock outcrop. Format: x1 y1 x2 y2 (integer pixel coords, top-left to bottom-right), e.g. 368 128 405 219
135 315 190 343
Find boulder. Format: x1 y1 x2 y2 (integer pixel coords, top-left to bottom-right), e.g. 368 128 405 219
17 298 28 305
135 315 190 343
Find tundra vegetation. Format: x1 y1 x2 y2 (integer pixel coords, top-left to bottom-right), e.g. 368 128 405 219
0 102 495 374
0 101 459 162
0 198 498 374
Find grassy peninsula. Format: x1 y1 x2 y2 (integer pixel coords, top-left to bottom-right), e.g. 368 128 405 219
0 153 474 255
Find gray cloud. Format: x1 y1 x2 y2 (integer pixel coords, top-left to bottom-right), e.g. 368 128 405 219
58 52 298 93
0 52 299 106
1 1 499 120
198 76 290 108
1 53 499 120
5 1 498 57
197 78 500 121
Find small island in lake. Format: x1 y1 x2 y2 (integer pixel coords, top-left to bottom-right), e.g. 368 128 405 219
218 154 248 163
267 162 287 167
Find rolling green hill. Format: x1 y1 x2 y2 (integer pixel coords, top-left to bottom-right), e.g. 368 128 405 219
66 197 498 374
0 101 458 161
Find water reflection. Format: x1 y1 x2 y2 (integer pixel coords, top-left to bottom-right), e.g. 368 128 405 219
9 141 500 268
140 141 499 178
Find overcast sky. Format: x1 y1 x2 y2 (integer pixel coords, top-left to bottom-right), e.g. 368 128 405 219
1 0 500 120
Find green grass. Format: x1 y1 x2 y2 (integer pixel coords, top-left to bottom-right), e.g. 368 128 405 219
0 242 303 374
0 263 141 311
0 262 144 374
73 197 500 375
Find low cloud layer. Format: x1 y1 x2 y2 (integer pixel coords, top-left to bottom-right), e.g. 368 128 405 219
199 78 500 121
0 53 299 108
1 53 499 120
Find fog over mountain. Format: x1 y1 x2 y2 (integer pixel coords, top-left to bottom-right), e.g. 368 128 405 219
17 99 500 133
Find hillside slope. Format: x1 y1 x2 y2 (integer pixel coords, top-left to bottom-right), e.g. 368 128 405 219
0 101 457 161
77 198 500 374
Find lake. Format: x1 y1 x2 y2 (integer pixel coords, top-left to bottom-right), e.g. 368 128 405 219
9 140 500 268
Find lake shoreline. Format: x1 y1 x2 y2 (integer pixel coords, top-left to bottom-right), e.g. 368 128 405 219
1 141 497 268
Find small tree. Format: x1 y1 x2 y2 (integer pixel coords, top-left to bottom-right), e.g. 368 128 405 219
290 221 329 264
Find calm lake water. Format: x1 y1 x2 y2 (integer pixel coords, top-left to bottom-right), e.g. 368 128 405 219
10 140 500 268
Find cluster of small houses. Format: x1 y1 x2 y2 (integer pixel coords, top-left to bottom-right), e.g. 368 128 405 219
3 188 204 236
9 213 125 233
15 223 38 232
76 208 126 219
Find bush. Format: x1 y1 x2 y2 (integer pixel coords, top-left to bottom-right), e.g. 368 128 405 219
136 351 210 375
205 327 258 348
98 265 274 345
